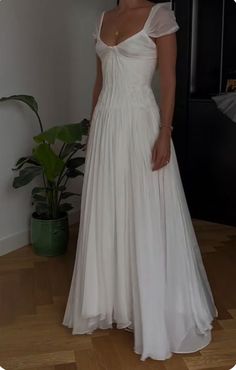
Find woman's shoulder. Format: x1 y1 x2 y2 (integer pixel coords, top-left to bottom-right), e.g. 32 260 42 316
146 2 180 38
151 2 175 17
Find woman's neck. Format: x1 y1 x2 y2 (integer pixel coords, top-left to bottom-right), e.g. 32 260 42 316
118 0 151 11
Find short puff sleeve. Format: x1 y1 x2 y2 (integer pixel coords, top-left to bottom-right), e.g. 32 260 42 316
147 4 179 39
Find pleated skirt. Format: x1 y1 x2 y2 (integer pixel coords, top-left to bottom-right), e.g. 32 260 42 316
62 99 218 361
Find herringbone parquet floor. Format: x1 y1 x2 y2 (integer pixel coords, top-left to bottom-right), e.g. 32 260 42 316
0 220 236 370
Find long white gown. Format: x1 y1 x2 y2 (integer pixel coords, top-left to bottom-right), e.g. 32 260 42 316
62 2 218 361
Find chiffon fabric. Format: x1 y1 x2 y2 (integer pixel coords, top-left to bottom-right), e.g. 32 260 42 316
63 2 218 361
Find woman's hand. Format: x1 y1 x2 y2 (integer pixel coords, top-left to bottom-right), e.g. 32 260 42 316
151 129 171 171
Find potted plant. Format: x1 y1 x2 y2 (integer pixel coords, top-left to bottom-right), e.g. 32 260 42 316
0 94 89 256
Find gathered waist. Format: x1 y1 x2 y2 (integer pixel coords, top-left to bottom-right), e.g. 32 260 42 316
97 84 158 109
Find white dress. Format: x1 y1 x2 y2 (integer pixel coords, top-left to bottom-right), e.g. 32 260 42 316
63 2 218 361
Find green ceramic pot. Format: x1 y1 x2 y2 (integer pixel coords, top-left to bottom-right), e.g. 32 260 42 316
31 212 69 256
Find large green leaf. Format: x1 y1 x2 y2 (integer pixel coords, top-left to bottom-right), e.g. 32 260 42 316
61 192 80 199
34 120 89 145
33 126 61 144
35 202 50 217
66 157 85 169
56 123 85 143
13 166 42 188
33 144 65 182
32 187 46 195
0 94 43 132
13 156 39 171
60 143 84 159
32 193 47 202
0 94 38 113
80 118 90 132
66 168 83 178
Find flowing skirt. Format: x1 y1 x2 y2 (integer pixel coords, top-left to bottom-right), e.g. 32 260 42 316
62 100 218 361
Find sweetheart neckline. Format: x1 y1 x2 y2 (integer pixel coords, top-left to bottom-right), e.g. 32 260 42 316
98 3 159 48
98 29 156 48
99 29 142 48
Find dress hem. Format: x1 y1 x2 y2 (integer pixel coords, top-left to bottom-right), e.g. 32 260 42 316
62 318 215 361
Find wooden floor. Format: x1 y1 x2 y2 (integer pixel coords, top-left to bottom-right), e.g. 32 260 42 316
0 220 236 370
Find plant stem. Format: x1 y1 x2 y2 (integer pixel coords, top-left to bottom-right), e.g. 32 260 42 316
34 110 44 133
59 143 66 158
54 188 59 218
42 172 47 190
57 175 70 208
56 148 79 188
49 189 53 219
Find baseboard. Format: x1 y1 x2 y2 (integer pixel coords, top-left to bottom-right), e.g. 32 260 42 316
0 209 80 257
0 229 30 257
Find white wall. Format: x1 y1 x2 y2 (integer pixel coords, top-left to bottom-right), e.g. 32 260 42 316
0 0 115 255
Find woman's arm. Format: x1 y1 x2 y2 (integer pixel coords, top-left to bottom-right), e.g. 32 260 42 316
157 32 177 132
85 55 103 150
90 55 103 121
151 32 177 171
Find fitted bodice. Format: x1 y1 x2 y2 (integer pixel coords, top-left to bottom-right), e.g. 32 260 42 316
93 3 179 109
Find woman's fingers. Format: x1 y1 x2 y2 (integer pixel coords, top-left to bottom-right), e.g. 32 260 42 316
151 145 158 163
151 145 158 169
152 153 170 171
151 140 171 171
152 154 163 170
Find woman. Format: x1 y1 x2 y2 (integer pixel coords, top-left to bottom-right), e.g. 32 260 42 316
63 0 218 361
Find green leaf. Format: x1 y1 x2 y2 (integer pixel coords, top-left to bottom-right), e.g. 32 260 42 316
35 202 50 216
56 122 88 143
32 194 47 202
34 120 89 145
80 118 90 132
33 144 65 182
13 166 42 188
33 126 61 144
61 192 80 199
0 94 38 113
59 203 73 213
32 187 46 195
60 143 84 159
15 157 29 167
0 94 43 133
66 168 83 178
13 156 39 170
66 157 85 169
